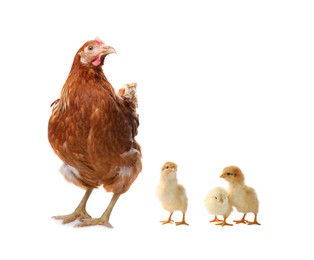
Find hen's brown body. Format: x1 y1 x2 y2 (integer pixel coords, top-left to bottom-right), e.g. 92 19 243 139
48 38 142 227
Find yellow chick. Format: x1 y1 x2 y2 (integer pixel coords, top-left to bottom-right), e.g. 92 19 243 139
156 162 189 226
204 187 233 226
220 166 260 225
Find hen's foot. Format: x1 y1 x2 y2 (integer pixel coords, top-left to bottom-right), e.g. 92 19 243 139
76 193 120 228
76 217 113 228
53 188 93 224
52 210 91 224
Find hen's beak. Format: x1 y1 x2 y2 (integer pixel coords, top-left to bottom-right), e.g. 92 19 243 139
101 45 116 56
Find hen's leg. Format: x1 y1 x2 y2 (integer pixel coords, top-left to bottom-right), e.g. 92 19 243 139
210 215 223 223
160 212 174 225
53 188 93 224
77 193 120 228
233 213 247 224
175 212 189 226
247 214 261 225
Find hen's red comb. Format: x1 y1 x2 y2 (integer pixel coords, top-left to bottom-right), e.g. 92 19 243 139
95 37 104 45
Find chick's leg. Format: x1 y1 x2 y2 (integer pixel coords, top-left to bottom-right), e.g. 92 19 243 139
77 193 120 228
160 212 174 225
247 214 261 225
210 216 223 223
175 212 189 226
233 213 247 224
53 187 93 224
216 215 233 226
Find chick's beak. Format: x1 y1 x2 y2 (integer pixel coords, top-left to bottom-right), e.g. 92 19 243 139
220 173 224 178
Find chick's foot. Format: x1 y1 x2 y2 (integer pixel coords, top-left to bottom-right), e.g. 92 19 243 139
210 216 223 223
216 215 233 226
160 219 174 225
233 219 248 224
160 212 174 225
247 215 261 225
175 221 189 226
175 213 189 226
216 221 233 226
233 213 248 224
247 220 261 225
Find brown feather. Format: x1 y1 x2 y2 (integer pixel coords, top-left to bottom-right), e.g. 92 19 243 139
48 40 142 194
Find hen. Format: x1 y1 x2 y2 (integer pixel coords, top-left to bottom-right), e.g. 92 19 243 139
48 37 142 228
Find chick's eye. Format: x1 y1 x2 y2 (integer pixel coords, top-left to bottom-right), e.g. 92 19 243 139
227 172 233 176
87 46 94 51
214 196 217 199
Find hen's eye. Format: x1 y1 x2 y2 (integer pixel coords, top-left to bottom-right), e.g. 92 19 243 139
87 46 94 51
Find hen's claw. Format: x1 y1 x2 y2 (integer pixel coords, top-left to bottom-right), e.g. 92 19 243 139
76 218 113 228
52 188 93 224
53 210 91 224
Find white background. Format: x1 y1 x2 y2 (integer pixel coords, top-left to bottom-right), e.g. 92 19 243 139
1 0 313 259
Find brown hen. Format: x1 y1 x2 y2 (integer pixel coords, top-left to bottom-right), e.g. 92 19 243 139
48 38 142 228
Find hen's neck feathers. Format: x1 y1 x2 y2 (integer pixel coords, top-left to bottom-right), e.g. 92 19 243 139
58 55 115 111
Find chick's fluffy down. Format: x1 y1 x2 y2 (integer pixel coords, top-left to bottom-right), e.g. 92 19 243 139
229 185 259 214
204 187 233 217
157 183 188 213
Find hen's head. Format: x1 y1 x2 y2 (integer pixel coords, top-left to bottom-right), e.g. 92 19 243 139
220 165 245 184
77 37 116 67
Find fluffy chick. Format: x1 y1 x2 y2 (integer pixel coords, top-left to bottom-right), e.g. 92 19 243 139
156 162 189 226
204 187 233 226
220 166 260 225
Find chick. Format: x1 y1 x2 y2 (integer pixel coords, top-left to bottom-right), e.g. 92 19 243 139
204 187 233 226
156 162 189 226
220 166 260 225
